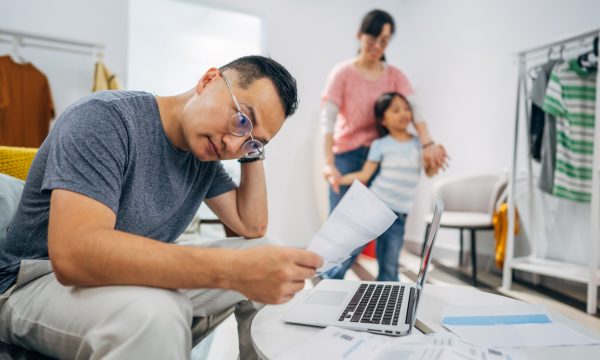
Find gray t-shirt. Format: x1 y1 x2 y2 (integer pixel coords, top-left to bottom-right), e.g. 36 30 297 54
0 91 236 293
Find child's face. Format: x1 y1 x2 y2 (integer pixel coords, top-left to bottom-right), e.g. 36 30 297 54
381 96 412 132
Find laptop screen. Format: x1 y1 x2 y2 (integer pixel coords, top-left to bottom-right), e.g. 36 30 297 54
416 198 444 289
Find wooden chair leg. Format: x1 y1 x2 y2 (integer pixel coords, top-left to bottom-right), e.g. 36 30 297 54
459 228 464 266
422 224 431 256
470 229 477 287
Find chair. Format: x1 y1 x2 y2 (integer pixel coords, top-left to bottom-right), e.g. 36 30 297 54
422 173 507 286
0 146 38 180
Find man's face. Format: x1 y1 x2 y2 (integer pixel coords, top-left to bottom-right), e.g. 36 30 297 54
181 68 285 161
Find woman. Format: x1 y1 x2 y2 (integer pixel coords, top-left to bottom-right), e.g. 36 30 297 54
321 9 447 279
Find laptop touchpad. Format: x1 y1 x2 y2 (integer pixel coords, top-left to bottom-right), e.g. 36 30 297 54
305 291 348 306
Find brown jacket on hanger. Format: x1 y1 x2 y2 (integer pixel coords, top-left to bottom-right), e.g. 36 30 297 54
0 56 54 147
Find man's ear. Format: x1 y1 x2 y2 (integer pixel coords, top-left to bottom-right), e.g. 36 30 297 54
195 67 220 94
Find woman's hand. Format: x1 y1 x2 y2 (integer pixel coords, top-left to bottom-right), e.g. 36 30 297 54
323 163 342 193
423 144 449 175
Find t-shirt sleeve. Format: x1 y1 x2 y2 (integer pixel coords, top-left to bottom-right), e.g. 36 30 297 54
392 67 415 97
205 162 237 199
543 70 567 117
321 65 345 108
367 139 383 162
41 100 128 214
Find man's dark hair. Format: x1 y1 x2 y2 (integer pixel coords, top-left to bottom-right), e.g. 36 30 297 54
219 55 298 118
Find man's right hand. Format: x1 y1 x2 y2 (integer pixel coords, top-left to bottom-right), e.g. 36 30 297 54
229 246 323 304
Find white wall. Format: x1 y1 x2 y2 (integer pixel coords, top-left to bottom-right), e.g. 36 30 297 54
393 0 600 263
3 0 600 263
190 0 409 247
0 0 129 117
191 0 600 260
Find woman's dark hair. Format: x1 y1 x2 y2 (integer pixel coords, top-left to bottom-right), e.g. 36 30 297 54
220 55 298 118
374 92 413 136
359 9 395 61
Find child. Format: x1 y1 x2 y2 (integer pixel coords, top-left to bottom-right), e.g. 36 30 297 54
334 92 436 281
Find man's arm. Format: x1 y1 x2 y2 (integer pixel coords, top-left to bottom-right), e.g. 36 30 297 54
205 160 267 238
48 189 322 304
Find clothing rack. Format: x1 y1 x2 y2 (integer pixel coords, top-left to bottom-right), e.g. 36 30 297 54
502 29 600 314
0 28 104 57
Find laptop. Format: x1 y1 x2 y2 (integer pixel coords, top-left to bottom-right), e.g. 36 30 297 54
283 198 444 336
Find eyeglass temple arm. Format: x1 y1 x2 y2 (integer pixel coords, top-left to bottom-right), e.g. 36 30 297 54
222 74 242 110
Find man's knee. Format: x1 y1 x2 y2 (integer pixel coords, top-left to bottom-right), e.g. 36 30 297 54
118 289 193 333
78 288 194 359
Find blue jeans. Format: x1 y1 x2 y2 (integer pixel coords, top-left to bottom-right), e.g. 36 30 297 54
322 146 378 280
327 146 371 213
322 213 407 281
376 214 407 281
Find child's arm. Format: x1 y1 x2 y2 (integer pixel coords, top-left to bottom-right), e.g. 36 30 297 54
339 161 379 185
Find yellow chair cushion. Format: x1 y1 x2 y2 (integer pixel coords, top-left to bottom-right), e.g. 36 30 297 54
0 146 38 181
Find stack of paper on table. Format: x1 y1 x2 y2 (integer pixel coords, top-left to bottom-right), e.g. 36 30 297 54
273 326 521 360
441 304 600 348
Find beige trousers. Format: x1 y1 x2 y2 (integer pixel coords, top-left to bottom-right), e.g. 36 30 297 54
0 237 278 360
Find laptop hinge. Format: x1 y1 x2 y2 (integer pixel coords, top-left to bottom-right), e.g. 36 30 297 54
405 287 419 325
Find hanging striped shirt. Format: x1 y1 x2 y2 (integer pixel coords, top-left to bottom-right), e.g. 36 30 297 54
543 59 597 202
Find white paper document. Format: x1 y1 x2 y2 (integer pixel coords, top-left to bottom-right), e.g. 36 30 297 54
274 326 518 360
307 181 397 274
441 304 600 348
375 333 519 360
273 326 387 360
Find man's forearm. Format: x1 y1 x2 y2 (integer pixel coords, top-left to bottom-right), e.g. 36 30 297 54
51 226 239 289
236 160 268 237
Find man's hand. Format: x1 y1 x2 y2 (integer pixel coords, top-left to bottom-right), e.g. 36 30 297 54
230 246 323 304
323 164 342 193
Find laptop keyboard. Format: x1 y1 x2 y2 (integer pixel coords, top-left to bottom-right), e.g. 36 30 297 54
337 284 404 326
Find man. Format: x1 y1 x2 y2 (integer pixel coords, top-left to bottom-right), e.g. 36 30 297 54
0 55 322 359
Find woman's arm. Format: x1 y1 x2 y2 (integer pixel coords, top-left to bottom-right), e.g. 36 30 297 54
413 121 447 171
339 161 379 186
321 101 342 192
406 95 448 172
422 144 447 177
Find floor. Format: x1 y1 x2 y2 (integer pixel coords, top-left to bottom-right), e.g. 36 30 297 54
196 248 600 360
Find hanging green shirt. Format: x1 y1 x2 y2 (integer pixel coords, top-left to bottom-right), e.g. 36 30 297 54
543 59 597 202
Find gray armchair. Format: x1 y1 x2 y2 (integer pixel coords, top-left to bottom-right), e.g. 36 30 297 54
422 173 507 286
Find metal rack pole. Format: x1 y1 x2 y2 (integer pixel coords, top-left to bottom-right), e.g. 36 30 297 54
502 54 524 290
0 27 104 51
587 30 600 314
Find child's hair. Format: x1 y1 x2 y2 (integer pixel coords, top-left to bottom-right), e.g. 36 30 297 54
373 92 413 136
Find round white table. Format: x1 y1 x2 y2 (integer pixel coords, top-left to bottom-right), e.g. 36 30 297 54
251 284 600 359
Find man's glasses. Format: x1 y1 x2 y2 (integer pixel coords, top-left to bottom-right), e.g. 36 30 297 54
222 73 264 159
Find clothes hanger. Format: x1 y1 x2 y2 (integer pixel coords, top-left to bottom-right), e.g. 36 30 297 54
10 36 27 64
528 47 558 79
577 36 598 71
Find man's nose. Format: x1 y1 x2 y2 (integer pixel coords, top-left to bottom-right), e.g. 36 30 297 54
224 134 248 155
